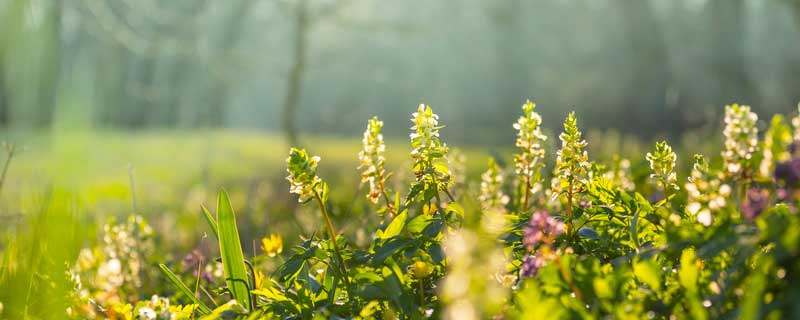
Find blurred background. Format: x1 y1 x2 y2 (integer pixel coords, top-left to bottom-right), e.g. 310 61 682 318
1 0 800 281
2 0 800 143
1 2 800 315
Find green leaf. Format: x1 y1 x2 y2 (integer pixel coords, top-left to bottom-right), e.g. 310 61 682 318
380 211 407 240
215 190 252 310
446 202 465 217
578 227 599 240
630 209 641 249
433 162 450 175
678 248 698 293
158 264 212 314
633 259 662 292
201 204 219 239
406 214 432 234
372 237 410 265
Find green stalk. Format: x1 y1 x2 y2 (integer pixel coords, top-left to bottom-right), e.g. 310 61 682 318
0 143 16 197
522 175 531 213
566 179 574 240
313 191 352 296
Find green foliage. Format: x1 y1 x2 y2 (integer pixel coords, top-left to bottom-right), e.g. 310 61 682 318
8 102 800 319
215 191 252 311
158 264 212 314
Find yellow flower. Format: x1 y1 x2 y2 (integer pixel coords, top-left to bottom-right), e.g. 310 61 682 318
409 260 434 279
261 234 283 258
423 203 436 216
253 270 266 289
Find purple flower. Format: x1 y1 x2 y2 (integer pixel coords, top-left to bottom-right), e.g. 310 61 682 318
181 249 214 282
520 253 545 277
523 210 564 250
789 142 799 156
742 188 770 221
774 158 800 189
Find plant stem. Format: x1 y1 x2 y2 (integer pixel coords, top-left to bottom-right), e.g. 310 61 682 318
566 179 574 240
555 254 583 302
0 143 16 198
418 280 425 307
380 185 396 218
313 192 352 295
522 176 531 213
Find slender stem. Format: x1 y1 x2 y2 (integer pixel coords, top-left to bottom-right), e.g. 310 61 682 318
555 254 583 302
313 192 352 294
522 175 531 212
380 186 396 218
566 180 574 240
418 279 425 307
443 188 456 203
0 143 16 198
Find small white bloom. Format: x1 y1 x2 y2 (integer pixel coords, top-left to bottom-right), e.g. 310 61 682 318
138 307 156 320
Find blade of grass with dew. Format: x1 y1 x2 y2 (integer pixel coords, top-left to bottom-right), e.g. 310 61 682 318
158 264 212 314
216 190 252 310
201 204 219 239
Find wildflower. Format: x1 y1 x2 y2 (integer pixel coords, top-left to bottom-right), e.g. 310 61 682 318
522 210 565 250
409 260 434 279
423 202 437 215
448 148 467 191
646 140 679 193
759 115 792 178
138 307 157 320
741 188 770 221
554 112 589 237
254 270 266 289
410 104 451 197
722 104 759 176
495 273 518 288
519 253 546 278
286 148 351 293
261 234 283 258
513 101 548 209
685 155 730 227
358 117 388 204
478 158 510 210
775 158 800 196
603 156 635 191
181 249 213 282
286 148 323 203
554 112 589 193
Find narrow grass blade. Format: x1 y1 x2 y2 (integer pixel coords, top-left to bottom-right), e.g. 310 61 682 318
201 204 219 239
216 190 252 310
158 264 212 314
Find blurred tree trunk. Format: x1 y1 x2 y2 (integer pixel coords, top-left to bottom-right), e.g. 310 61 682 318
282 0 308 147
618 0 674 137
709 0 758 106
487 0 525 108
0 65 7 127
0 0 26 128
204 0 254 127
37 0 62 128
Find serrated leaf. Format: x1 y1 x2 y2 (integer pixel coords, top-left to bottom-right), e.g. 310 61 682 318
216 190 252 310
